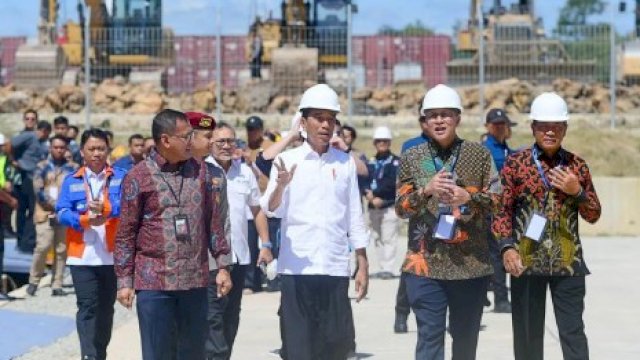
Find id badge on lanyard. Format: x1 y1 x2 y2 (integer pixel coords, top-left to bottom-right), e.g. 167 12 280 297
174 214 191 241
528 145 556 242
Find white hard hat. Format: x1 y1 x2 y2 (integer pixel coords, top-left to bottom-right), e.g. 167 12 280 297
373 126 392 140
298 84 341 113
529 92 569 122
421 84 463 114
0 133 5 145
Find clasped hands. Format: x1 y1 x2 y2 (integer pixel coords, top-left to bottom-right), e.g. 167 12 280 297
419 170 470 208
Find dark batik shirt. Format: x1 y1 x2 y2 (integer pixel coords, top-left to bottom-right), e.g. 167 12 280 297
115 150 231 290
395 138 501 280
492 146 601 276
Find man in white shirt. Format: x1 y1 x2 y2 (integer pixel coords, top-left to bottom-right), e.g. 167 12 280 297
205 122 273 359
261 84 369 360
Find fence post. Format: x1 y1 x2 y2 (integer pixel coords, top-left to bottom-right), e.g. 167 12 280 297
478 0 485 122
347 1 353 123
215 2 222 121
609 1 616 129
83 4 91 130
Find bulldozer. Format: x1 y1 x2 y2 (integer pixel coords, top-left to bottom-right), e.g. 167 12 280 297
447 0 596 85
14 0 173 89
247 0 352 95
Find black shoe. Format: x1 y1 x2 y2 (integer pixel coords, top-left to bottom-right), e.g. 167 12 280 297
494 301 512 313
51 289 67 297
26 284 37 296
394 313 408 333
0 292 15 301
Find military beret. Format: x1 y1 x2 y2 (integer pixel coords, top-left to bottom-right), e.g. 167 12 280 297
185 111 216 130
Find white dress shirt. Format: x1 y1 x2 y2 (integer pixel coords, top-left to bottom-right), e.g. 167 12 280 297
206 157 260 265
66 167 114 266
260 141 369 277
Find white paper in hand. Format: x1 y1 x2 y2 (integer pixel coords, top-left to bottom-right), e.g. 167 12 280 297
525 213 548 242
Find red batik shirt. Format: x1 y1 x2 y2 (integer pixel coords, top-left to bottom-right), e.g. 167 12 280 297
492 147 601 276
115 150 231 290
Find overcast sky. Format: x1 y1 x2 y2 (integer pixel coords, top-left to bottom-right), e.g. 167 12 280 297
0 0 634 38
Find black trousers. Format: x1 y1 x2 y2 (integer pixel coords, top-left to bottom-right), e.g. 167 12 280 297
511 275 588 360
16 173 36 252
280 275 353 360
206 265 247 360
1 202 13 234
0 219 4 277
69 265 117 360
245 218 281 291
137 288 208 360
395 272 411 316
488 229 509 303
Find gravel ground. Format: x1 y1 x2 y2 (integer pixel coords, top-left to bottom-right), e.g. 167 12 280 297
2 272 136 360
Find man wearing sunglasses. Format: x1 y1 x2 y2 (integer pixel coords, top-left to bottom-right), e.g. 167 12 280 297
493 92 601 360
396 84 500 359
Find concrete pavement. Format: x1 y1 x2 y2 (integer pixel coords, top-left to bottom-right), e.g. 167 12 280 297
102 237 640 360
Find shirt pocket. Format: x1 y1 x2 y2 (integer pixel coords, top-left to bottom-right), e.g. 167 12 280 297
67 189 88 214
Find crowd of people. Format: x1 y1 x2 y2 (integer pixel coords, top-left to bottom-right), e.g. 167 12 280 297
0 82 601 360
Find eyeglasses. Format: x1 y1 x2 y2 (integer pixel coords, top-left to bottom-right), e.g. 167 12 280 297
171 130 193 142
214 138 236 147
24 116 36 121
424 110 459 122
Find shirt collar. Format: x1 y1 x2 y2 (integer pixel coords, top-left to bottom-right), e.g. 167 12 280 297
533 144 568 163
205 156 240 175
151 148 186 173
85 166 106 179
301 140 333 160
430 137 462 156
485 134 508 148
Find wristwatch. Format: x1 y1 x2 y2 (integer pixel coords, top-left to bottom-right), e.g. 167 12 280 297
260 242 273 249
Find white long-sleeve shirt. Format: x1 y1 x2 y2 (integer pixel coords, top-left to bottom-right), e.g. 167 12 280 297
260 142 369 277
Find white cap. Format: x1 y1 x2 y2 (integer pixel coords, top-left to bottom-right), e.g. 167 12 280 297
0 133 5 145
298 84 341 113
373 126 392 140
421 84 463 114
529 92 569 122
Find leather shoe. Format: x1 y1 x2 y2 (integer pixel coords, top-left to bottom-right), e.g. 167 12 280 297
494 301 512 313
26 284 37 296
51 289 67 297
394 313 408 333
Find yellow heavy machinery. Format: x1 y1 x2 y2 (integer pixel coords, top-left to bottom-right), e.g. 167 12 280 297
247 0 352 94
447 0 596 84
14 0 173 89
619 0 640 84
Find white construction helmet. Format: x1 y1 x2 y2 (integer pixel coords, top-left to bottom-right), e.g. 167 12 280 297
373 126 392 140
298 84 341 113
529 92 569 122
421 84 463 114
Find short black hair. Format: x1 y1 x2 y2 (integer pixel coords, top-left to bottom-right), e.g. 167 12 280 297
152 109 187 142
53 116 69 126
128 133 144 145
80 128 109 148
341 125 357 139
50 134 69 146
216 121 236 135
37 120 52 132
69 125 79 134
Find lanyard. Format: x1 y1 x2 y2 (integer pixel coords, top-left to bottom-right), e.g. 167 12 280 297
373 155 393 180
157 166 185 211
428 140 462 174
531 144 565 210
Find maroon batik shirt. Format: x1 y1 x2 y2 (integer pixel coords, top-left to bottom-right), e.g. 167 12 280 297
115 150 231 290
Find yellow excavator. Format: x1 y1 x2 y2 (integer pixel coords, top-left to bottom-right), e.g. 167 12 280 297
14 0 173 89
447 0 596 84
619 0 640 84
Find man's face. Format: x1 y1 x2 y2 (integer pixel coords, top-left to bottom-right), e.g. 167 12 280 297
81 137 109 170
374 139 391 154
54 124 69 137
23 112 37 130
163 119 193 161
531 121 567 154
37 128 51 140
130 138 145 158
303 109 337 148
50 139 68 161
246 128 264 148
67 128 78 140
143 138 155 155
341 129 354 147
190 129 213 158
423 108 460 145
486 121 510 142
212 127 236 162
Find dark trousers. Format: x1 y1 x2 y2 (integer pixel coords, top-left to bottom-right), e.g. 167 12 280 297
488 230 509 303
69 265 117 360
250 57 262 78
136 287 208 360
395 272 411 316
280 275 352 360
511 275 588 360
206 265 247 360
1 202 13 234
245 218 281 291
16 173 36 252
406 274 490 360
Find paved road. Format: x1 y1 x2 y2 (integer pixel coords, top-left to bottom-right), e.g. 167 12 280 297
4 237 640 359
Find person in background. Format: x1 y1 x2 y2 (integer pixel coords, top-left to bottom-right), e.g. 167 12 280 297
0 133 19 239
26 135 78 297
53 116 70 137
481 108 517 314
249 30 263 79
142 137 155 157
112 134 145 172
67 125 83 165
365 126 400 280
10 114 51 252
340 125 369 197
494 93 601 360
401 97 430 153
56 128 126 360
